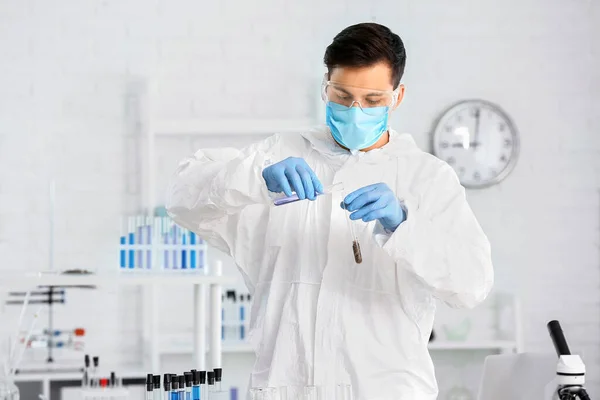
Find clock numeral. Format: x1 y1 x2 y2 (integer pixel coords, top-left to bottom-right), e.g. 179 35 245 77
504 139 512 148
473 172 481 181
459 167 466 176
500 155 507 162
471 108 480 117
441 141 449 149
490 169 498 177
447 157 456 165
456 115 463 123
499 123 506 132
445 125 452 133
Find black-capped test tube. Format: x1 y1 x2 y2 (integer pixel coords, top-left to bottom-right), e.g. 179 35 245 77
171 377 179 400
178 375 185 400
214 368 222 391
146 373 154 400
163 374 172 400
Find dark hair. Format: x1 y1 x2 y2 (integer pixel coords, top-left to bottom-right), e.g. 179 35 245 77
323 23 406 89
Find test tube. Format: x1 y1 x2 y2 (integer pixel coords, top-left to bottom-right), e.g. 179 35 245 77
91 356 99 387
163 218 170 269
153 375 162 400
240 295 245 340
172 225 179 269
178 375 185 400
199 371 207 397
146 216 153 270
214 368 222 392
207 371 215 396
146 374 154 400
341 194 362 264
128 217 135 268
190 231 197 269
192 371 201 400
82 354 90 387
273 182 344 206
119 218 126 269
137 215 144 268
184 372 193 400
163 374 172 400
182 230 188 269
171 378 179 400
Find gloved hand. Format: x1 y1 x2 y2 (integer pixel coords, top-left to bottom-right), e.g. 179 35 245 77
342 183 406 232
262 157 324 200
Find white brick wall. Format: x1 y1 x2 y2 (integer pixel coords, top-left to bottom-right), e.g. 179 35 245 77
1 0 598 397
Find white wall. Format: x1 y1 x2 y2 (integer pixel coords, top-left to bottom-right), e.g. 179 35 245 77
1 0 599 397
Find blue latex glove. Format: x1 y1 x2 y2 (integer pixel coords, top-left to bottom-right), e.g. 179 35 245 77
342 183 406 232
262 157 324 200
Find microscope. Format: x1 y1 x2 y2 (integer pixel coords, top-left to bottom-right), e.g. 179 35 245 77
547 320 591 400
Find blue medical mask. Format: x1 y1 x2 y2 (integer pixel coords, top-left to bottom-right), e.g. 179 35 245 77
326 103 389 151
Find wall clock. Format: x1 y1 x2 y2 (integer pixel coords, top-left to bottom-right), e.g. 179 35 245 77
432 100 519 189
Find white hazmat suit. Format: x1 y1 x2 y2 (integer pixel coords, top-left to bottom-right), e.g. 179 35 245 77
166 126 494 400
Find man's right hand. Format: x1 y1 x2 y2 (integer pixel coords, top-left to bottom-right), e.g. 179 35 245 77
262 157 324 200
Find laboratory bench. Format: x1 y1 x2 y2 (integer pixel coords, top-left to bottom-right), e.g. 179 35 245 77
13 366 147 400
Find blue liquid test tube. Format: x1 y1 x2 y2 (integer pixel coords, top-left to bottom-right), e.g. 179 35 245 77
240 295 245 340
184 372 192 400
172 225 178 269
192 371 200 400
171 379 179 400
119 235 126 268
146 217 152 270
128 217 135 269
137 216 144 269
182 231 187 269
163 218 170 269
221 300 225 340
190 232 196 269
163 374 172 400
178 376 185 400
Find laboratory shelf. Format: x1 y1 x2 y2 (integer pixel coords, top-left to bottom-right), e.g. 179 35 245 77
12 363 148 382
0 271 234 289
428 340 518 352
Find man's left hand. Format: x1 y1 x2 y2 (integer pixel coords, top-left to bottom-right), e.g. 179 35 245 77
341 183 406 232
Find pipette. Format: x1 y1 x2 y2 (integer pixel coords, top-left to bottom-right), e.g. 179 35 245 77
273 182 344 206
341 192 362 264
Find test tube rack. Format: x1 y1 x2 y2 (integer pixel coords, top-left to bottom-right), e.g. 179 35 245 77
5 287 88 370
119 216 208 271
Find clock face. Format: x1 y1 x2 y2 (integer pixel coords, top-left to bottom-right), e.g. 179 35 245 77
432 100 519 188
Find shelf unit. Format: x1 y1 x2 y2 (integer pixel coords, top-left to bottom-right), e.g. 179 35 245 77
0 268 232 374
155 339 519 357
0 271 233 289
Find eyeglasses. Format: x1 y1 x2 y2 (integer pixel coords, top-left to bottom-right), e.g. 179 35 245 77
321 75 400 117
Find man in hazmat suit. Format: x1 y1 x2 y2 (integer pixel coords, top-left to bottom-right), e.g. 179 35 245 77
167 22 493 400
